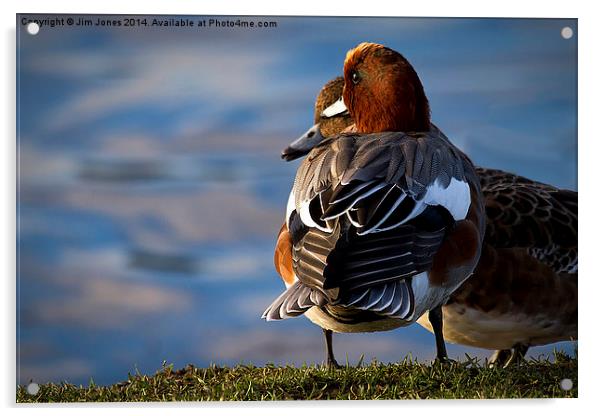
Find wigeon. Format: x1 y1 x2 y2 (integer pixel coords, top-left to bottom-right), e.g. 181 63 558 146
423 168 577 366
282 76 577 367
282 77 353 162
263 43 485 367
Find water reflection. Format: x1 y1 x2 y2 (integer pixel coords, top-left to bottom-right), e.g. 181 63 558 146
78 159 168 182
129 249 198 275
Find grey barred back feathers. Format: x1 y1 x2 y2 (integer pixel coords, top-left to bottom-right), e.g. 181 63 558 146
263 128 483 323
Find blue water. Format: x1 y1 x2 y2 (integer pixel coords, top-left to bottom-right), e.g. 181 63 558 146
17 15 577 386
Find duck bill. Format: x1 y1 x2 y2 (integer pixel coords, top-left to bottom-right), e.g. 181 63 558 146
321 96 349 118
281 123 324 161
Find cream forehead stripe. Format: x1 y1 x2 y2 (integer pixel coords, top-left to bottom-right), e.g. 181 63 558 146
321 97 348 118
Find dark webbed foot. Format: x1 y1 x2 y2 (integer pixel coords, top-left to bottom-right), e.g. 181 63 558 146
326 357 341 369
505 344 529 367
489 344 529 368
488 349 512 368
433 356 456 367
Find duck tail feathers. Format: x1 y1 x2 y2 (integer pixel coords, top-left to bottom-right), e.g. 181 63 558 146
261 281 325 321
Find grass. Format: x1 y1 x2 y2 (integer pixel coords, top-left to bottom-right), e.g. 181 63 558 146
16 352 577 402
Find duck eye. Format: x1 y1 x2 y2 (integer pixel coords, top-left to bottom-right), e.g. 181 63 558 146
351 71 360 85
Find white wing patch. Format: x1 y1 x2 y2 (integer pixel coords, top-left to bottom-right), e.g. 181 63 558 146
299 198 333 233
423 177 470 221
285 190 296 229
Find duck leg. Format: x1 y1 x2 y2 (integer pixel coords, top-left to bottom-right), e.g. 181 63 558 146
488 349 512 367
489 344 529 368
322 328 340 369
428 305 450 363
504 343 529 367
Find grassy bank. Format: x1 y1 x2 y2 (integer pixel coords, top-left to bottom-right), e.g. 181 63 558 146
17 354 577 402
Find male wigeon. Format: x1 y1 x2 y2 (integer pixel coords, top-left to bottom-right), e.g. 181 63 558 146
282 76 577 367
263 42 485 367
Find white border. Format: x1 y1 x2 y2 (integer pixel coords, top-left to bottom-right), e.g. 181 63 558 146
2 0 586 17
3 0 600 414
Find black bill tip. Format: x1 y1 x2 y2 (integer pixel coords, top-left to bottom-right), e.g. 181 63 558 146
281 146 308 162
